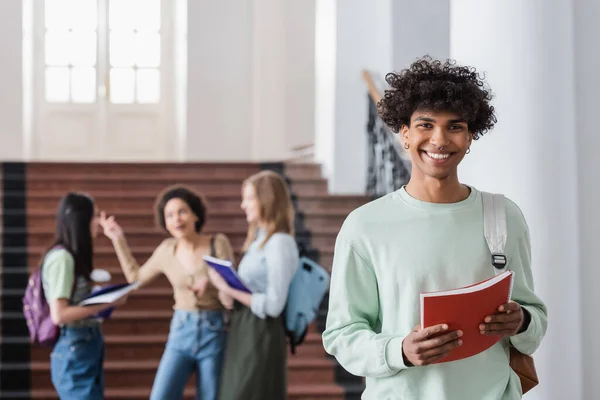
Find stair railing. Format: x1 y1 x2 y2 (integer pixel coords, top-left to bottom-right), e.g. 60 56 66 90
362 70 411 197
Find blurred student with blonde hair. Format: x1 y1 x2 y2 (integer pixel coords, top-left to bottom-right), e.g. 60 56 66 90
207 170 299 400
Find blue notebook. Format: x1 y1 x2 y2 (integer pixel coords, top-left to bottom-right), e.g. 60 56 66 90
203 256 252 294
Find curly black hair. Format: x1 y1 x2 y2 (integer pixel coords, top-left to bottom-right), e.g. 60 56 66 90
155 185 207 233
378 56 497 139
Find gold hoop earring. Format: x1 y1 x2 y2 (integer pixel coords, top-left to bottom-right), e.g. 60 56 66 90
404 142 409 150
466 148 471 154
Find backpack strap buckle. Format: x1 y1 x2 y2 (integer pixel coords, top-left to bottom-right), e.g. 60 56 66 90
491 253 507 270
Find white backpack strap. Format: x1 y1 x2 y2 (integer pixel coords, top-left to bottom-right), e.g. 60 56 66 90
481 192 508 275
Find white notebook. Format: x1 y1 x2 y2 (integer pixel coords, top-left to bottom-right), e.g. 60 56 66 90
78 282 140 306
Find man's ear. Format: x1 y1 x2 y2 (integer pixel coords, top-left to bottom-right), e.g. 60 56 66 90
401 124 410 143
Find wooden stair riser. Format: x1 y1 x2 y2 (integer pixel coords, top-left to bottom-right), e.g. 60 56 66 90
27 389 347 400
23 213 347 232
13 196 368 213
30 337 327 362
25 163 322 181
24 181 328 196
24 231 338 250
25 251 335 273
30 362 336 389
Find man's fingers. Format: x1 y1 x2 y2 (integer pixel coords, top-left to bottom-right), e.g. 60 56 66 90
483 313 520 324
498 301 520 313
419 330 463 349
481 321 520 330
419 338 463 359
481 322 520 332
417 324 448 341
481 329 517 336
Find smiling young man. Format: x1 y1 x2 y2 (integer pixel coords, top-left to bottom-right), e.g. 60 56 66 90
322 57 547 399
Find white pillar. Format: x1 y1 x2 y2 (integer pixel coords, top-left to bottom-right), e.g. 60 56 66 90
0 1 24 160
451 1 581 399
573 0 600 397
315 0 449 194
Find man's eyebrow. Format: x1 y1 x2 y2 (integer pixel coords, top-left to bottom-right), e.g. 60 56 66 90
413 117 467 124
413 117 436 122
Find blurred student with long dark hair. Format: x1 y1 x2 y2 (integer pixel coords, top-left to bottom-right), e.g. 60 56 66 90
44 192 127 399
100 185 234 400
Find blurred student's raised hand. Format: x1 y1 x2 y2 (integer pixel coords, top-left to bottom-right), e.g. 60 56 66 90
100 211 124 241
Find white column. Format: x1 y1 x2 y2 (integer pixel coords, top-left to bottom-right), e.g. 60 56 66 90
573 0 600 398
0 1 24 160
451 1 581 399
315 0 449 194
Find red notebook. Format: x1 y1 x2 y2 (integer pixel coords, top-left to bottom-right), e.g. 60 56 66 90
420 270 515 363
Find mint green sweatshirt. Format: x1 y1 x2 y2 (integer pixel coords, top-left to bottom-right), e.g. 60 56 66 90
322 187 547 399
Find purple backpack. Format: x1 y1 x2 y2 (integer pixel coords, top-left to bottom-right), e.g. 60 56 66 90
22 246 74 347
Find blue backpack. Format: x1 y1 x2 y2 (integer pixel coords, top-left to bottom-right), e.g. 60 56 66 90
284 255 330 354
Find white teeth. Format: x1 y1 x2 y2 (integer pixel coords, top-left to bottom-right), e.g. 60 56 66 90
426 152 450 160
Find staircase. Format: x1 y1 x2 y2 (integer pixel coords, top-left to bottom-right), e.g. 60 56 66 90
0 162 369 399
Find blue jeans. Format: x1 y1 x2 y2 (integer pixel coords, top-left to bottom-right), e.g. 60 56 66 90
150 310 227 400
50 325 104 400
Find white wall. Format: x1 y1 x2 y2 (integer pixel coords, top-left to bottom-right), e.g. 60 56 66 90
173 0 187 161
0 1 23 160
186 0 316 162
452 1 582 398
285 1 316 152
573 0 600 397
316 0 449 194
391 0 450 72
185 0 253 161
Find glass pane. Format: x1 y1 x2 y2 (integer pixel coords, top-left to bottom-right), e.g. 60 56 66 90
71 31 97 66
110 68 135 103
109 0 138 30
135 33 160 67
45 0 71 29
46 67 70 102
71 0 97 30
110 31 135 67
71 67 96 103
45 30 71 66
136 69 160 103
110 0 160 30
136 0 161 30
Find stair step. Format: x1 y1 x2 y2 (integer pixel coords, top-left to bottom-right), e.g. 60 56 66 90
26 357 336 389
23 382 355 399
23 179 328 196
1 192 369 212
20 247 336 275
29 332 326 362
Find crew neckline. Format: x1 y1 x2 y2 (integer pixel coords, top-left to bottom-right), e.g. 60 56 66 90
395 185 479 211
